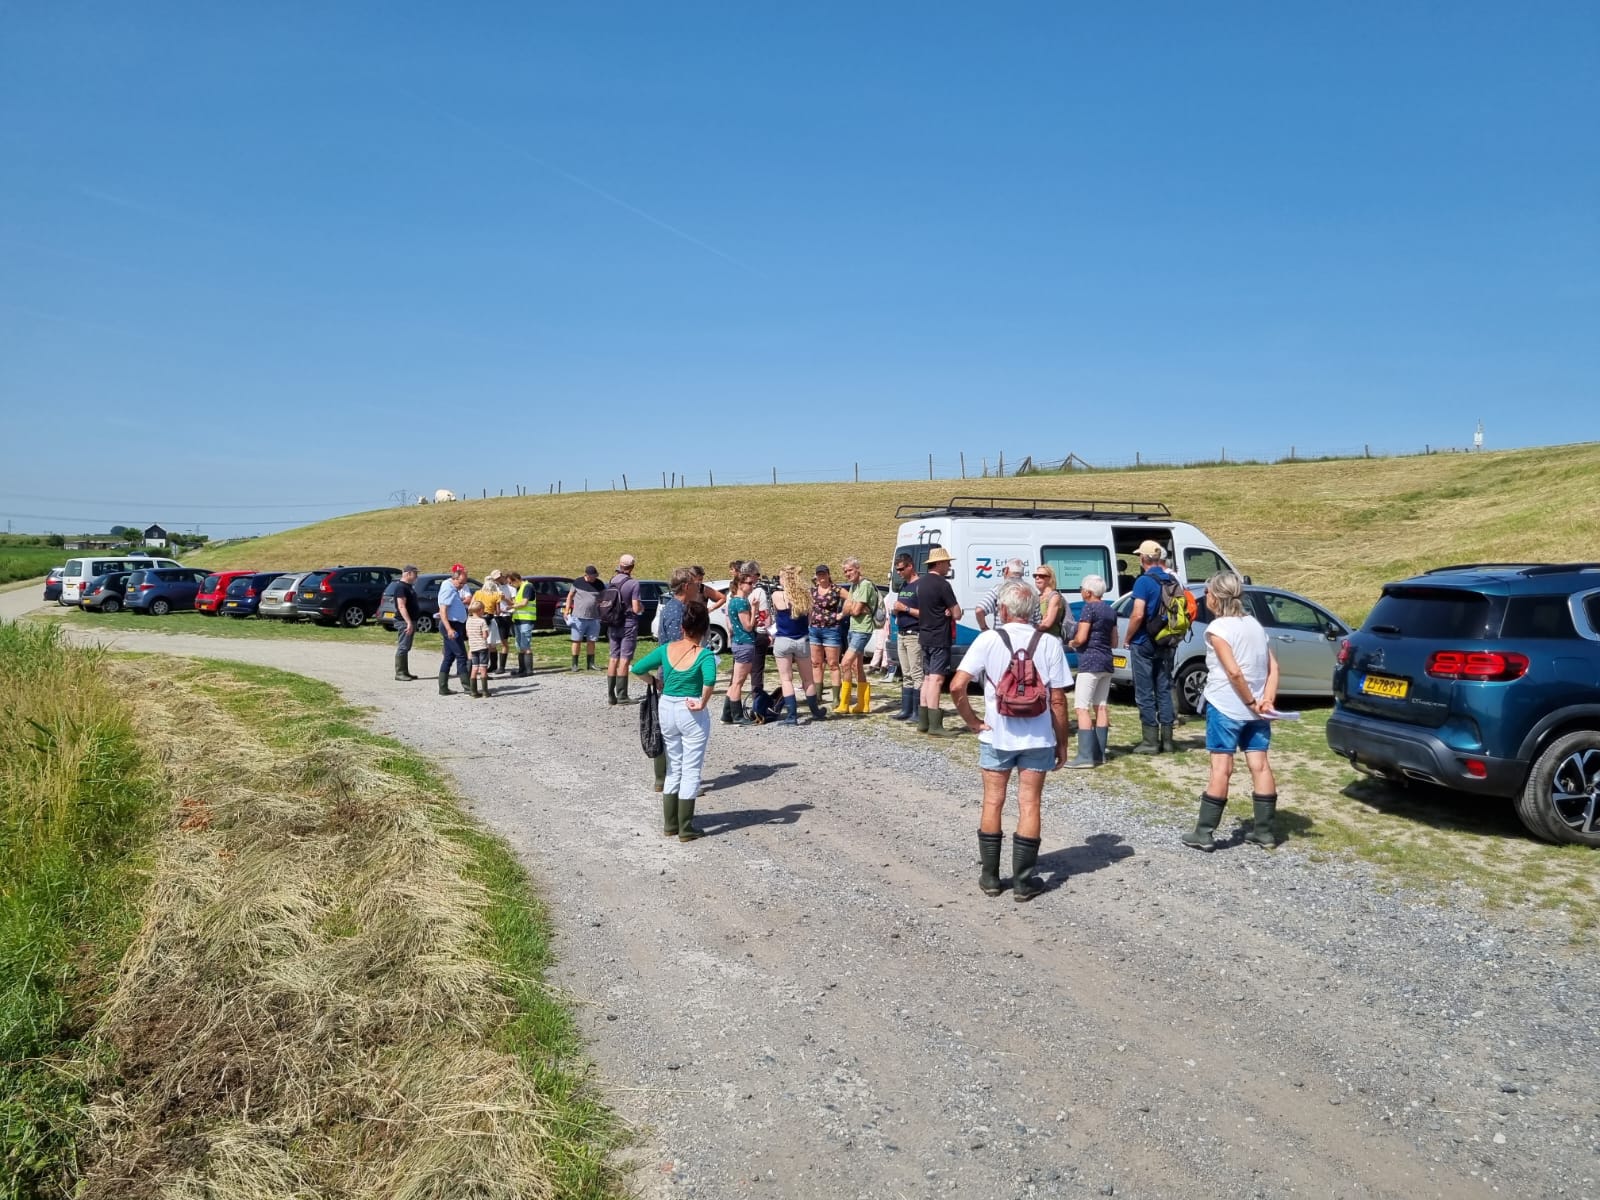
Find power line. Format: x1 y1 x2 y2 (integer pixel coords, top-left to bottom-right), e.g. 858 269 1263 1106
0 511 348 528
0 490 381 510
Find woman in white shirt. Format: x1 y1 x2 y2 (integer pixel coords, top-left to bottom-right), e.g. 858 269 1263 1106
1182 571 1281 852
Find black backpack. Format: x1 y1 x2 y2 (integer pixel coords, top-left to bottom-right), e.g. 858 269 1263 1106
598 579 630 626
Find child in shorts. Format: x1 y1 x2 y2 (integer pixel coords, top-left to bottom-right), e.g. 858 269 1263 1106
466 600 492 698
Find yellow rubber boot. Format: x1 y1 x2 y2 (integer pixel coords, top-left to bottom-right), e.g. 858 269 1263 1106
854 681 872 714
840 680 854 713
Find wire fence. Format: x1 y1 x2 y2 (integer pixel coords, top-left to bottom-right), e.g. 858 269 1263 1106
420 440 1488 503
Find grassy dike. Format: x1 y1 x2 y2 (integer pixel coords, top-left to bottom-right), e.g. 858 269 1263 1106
0 624 622 1199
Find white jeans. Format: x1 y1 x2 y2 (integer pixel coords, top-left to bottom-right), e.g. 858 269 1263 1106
660 695 712 799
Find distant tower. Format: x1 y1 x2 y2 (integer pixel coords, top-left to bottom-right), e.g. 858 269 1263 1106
1474 420 1484 452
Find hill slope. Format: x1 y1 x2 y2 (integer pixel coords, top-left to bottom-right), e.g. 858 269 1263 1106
197 442 1600 621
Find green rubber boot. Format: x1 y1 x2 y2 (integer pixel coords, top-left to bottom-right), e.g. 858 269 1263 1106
915 704 930 733
1134 723 1162 755
676 795 701 842
1246 793 1279 848
438 670 453 696
652 753 668 793
1159 724 1178 753
925 707 958 738
1011 834 1044 902
395 653 411 681
661 791 679 837
1094 726 1110 763
1181 793 1228 851
617 677 632 704
606 675 618 705
1065 730 1098 768
977 831 1004 897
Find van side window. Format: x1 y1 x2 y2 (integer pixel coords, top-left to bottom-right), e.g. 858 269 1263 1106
1040 546 1112 593
1183 547 1228 584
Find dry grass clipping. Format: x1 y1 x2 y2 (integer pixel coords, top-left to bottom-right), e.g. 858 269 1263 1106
74 660 581 1199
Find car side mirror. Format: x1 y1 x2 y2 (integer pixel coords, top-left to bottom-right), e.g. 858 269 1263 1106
1241 575 1252 585
1325 622 1341 641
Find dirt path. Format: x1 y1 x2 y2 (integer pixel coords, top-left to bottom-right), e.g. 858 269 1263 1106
13 590 1598 1200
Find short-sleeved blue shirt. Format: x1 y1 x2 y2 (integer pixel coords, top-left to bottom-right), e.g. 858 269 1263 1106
1129 567 1173 646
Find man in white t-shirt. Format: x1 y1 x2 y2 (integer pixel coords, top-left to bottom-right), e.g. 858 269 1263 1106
951 580 1072 902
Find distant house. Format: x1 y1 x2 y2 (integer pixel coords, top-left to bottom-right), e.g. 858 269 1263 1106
64 536 118 551
143 523 169 549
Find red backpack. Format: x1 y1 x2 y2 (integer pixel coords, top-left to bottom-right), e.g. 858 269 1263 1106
994 628 1048 717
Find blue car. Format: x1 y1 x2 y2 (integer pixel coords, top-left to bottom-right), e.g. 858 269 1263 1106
125 567 209 616
221 570 290 618
1327 563 1600 845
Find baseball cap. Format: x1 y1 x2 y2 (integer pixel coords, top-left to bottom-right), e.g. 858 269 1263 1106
584 564 599 576
925 547 953 565
450 563 466 575
1136 540 1166 560
814 564 831 576
486 569 503 582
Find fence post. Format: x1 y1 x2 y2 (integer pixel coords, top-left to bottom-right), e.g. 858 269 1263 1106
482 488 486 499
548 484 553 495
1135 451 1140 467
1364 444 1370 458
928 453 933 480
622 474 629 491
1290 446 1296 461
1220 448 1225 464
772 467 777 485
998 451 1005 476
709 470 714 487
982 457 988 478
960 451 966 479
558 481 562 494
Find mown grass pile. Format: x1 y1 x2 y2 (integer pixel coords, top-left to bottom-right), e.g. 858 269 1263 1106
77 657 621 1198
1 622 159 1199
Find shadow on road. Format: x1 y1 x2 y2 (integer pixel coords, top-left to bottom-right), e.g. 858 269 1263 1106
699 761 799 791
1035 832 1134 891
698 803 813 836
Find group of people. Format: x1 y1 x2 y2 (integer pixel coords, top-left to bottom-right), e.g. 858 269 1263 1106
390 547 1285 882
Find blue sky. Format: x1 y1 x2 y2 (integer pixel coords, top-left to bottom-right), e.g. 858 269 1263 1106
1 3 1595 535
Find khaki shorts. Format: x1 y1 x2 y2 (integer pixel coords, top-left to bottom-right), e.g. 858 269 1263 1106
1075 670 1113 709
895 632 924 687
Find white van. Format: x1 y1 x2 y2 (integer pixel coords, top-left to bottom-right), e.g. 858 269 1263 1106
60 554 181 604
889 497 1239 652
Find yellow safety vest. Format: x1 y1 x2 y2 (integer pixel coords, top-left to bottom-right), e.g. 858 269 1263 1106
512 581 538 622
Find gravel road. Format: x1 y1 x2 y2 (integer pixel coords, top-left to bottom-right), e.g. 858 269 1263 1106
11 589 1598 1200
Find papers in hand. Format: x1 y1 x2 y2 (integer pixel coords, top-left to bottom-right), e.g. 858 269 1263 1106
1258 706 1301 721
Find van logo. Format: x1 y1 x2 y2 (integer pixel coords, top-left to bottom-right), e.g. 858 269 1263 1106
974 557 993 580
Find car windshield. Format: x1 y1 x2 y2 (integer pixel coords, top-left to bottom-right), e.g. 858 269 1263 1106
1364 587 1501 640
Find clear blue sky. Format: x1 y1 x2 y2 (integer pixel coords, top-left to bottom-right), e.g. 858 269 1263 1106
2 3 1595 535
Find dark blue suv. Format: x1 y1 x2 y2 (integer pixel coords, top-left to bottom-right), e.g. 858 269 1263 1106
1327 563 1600 846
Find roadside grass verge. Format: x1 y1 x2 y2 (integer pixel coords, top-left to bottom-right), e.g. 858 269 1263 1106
0 622 160 1200
75 655 623 1197
878 688 1597 939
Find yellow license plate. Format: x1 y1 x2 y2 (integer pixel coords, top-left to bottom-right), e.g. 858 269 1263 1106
1112 654 1127 669
301 592 314 601
226 602 239 608
1360 673 1409 699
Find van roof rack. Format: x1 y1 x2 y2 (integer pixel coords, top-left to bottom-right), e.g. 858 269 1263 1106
894 496 1172 521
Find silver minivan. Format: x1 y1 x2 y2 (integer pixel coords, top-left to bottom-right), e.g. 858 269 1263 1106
60 554 180 605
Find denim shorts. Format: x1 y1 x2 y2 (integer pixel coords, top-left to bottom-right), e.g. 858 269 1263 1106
569 617 600 642
808 624 843 649
978 742 1055 773
846 629 872 654
470 649 491 668
1205 706 1272 754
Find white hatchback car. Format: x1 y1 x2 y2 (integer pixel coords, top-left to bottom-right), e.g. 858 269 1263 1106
1109 585 1350 713
650 579 734 653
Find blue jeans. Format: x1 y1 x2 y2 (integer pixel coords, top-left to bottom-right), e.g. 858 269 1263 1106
1129 639 1175 727
440 620 470 680
514 620 535 651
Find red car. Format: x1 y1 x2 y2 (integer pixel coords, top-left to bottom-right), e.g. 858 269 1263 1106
195 569 258 615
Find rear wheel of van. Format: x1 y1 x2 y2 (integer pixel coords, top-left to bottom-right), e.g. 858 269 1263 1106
1518 730 1600 846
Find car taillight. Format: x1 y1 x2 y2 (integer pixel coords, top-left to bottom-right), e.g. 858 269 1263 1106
1426 650 1529 681
140 584 153 591
1336 638 1351 666
246 588 256 597
320 577 334 593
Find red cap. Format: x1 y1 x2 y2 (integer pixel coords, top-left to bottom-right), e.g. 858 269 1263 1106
451 563 466 574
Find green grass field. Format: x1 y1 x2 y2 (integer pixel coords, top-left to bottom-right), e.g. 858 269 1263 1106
0 545 65 587
188 441 1600 623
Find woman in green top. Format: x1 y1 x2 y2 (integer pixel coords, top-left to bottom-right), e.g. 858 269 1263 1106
632 600 719 840
1034 564 1067 641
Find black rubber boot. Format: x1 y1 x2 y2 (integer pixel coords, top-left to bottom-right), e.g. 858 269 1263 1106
1159 724 1178 753
978 831 1004 897
570 653 580 673
676 795 701 842
617 677 632 704
782 695 799 725
890 687 915 721
721 696 735 725
806 694 828 721
1246 793 1279 848
481 672 489 697
606 675 618 705
438 671 453 696
1011 835 1043 902
1181 794 1228 851
661 791 679 837
1134 723 1162 755
586 651 596 671
517 653 531 677
652 753 668 793
732 698 756 726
